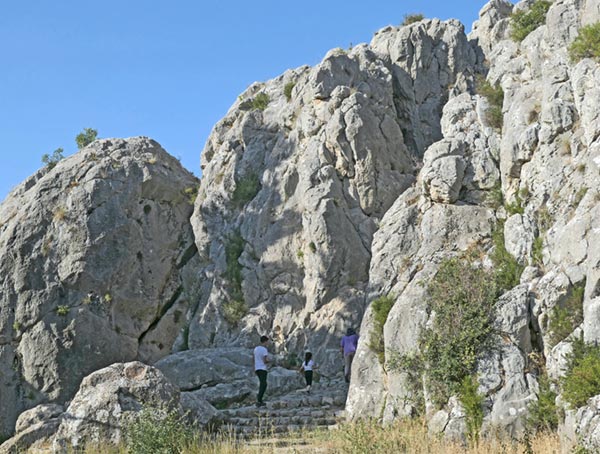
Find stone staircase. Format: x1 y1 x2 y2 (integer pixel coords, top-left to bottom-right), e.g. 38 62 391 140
218 379 348 437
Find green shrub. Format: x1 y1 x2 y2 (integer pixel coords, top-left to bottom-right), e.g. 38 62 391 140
548 281 585 347
527 373 558 432
575 187 588 206
368 295 395 365
184 186 198 206
223 231 248 325
532 235 544 267
490 223 524 294
42 148 64 169
308 241 317 253
387 352 425 415
476 76 504 130
485 182 504 210
225 231 245 297
231 173 261 207
421 254 497 406
251 93 270 111
459 375 484 444
510 1 551 42
56 305 69 316
569 22 600 63
284 82 295 102
75 128 98 149
561 336 600 408
402 14 425 25
505 191 525 215
222 299 248 325
124 406 195 454
537 205 553 234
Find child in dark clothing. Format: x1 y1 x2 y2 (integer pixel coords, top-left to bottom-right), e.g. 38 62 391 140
299 351 316 392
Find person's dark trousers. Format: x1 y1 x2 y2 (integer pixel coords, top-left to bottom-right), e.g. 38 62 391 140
256 369 268 403
304 370 313 387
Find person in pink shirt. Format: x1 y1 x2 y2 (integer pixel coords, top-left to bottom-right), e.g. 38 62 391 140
340 327 359 383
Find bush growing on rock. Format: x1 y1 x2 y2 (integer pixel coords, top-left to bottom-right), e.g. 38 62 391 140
526 373 558 433
561 336 600 409
476 76 504 130
222 298 248 325
402 14 425 25
548 281 585 347
393 251 498 408
75 128 98 149
510 1 551 42
231 173 261 207
124 406 195 454
284 82 295 102
368 295 395 365
459 375 485 444
422 253 497 406
251 93 270 111
41 148 64 169
569 22 600 63
490 223 523 294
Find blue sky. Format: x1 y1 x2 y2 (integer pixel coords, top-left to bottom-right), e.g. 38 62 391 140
0 1 496 202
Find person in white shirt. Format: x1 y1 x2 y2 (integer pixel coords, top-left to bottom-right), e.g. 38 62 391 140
253 335 270 407
299 351 316 392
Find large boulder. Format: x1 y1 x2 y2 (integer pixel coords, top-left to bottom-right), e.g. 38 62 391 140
0 137 199 436
52 362 181 449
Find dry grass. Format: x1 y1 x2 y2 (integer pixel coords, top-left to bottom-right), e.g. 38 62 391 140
78 419 565 454
53 207 67 222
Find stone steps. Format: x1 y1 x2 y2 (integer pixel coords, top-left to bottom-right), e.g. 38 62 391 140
218 382 347 437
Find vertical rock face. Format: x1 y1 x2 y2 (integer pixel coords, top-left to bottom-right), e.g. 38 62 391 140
347 0 600 442
188 19 480 374
0 138 198 437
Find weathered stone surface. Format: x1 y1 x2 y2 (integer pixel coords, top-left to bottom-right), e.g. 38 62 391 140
156 348 305 406
180 392 221 428
15 404 63 435
0 404 63 454
563 396 600 452
0 138 199 437
4 0 600 448
52 362 180 449
187 16 480 380
155 348 253 391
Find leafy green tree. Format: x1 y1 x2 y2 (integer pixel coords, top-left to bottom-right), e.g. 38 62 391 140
75 128 98 149
41 148 64 169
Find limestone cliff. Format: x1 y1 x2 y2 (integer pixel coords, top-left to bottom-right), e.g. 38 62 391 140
2 0 600 449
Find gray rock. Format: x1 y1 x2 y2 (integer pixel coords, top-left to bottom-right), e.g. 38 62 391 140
52 362 180 449
15 404 64 434
0 137 198 436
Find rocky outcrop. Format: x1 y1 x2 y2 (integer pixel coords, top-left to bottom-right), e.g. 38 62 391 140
0 138 199 437
51 362 183 450
155 348 305 407
2 0 600 449
347 0 600 444
187 17 482 379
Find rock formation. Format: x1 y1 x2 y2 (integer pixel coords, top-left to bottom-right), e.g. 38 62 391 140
2 0 600 450
0 138 199 438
